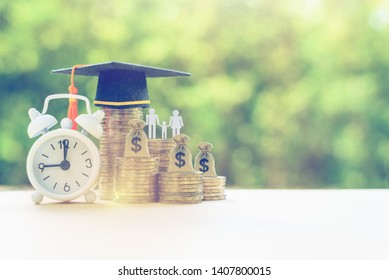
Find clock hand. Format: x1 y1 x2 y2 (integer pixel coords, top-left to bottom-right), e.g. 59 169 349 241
63 139 70 161
60 139 71 171
38 162 61 172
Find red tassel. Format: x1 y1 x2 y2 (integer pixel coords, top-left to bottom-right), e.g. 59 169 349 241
67 64 85 130
68 85 78 130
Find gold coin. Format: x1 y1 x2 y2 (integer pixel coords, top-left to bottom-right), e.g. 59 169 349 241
203 176 226 180
204 192 226 197
100 136 126 141
116 192 156 197
158 181 202 185
116 173 157 178
121 161 159 165
115 179 156 184
158 185 202 189
115 177 157 183
158 190 203 195
204 191 225 196
159 200 201 204
116 176 158 181
203 195 226 201
159 172 202 178
115 166 159 171
115 187 156 192
203 184 226 188
115 198 156 203
114 168 159 172
115 181 156 186
203 180 227 185
99 177 114 185
100 144 124 148
116 157 159 163
115 166 159 170
158 177 202 182
115 162 159 167
116 200 156 204
159 195 203 201
159 191 202 196
203 186 225 191
203 179 226 183
115 173 157 178
203 178 226 183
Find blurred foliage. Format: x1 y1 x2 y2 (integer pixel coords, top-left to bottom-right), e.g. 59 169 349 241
1 0 389 188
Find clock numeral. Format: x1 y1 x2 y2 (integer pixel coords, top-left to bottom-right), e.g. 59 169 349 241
38 163 45 172
58 139 69 149
64 183 70 192
85 158 92 168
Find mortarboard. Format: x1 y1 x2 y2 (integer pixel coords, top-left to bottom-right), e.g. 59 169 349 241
51 61 191 109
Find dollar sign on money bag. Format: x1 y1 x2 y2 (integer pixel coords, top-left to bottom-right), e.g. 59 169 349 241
124 119 150 158
194 142 217 176
175 151 186 168
131 136 142 153
199 158 209 172
168 134 194 173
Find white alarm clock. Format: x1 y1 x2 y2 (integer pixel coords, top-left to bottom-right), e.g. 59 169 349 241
26 94 104 204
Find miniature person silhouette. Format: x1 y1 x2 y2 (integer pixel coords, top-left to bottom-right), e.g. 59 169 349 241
169 109 184 137
145 108 160 139
159 121 170 139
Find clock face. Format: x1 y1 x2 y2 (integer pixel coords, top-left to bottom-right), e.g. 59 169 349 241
27 129 100 201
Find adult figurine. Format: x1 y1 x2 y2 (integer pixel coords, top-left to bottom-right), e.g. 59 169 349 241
145 108 160 139
169 109 184 137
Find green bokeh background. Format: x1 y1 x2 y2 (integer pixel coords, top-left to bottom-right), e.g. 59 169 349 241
1 0 389 188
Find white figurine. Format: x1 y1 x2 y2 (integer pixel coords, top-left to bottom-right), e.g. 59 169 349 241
145 108 160 139
159 121 170 139
169 109 184 137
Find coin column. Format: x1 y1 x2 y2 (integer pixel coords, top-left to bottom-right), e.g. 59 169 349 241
98 107 143 200
203 176 227 200
158 134 203 204
115 157 159 203
115 119 159 203
148 139 175 172
158 172 204 203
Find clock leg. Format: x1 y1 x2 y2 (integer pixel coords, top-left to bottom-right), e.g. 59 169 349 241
31 192 44 204
84 191 97 203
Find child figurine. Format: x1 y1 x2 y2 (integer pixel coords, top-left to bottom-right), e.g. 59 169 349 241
159 121 170 139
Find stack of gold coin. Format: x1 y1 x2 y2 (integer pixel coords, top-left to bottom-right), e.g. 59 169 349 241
148 139 175 172
203 176 227 201
98 107 143 200
114 157 159 203
158 172 203 204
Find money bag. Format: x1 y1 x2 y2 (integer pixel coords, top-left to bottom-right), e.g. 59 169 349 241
167 134 194 173
124 119 151 158
194 142 217 176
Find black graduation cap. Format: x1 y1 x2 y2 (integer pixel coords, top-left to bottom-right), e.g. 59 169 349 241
51 61 191 109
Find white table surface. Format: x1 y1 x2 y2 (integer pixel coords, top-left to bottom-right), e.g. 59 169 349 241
0 189 388 260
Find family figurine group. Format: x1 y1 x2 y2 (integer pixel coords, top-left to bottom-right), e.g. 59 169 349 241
145 108 184 139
